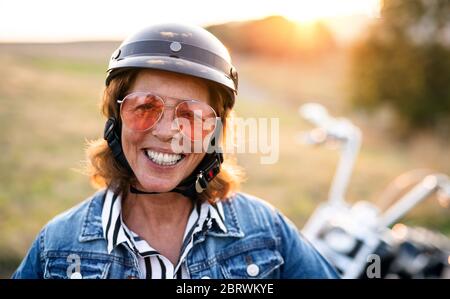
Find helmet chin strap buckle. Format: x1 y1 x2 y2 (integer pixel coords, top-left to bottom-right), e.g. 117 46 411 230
194 152 223 194
195 173 208 193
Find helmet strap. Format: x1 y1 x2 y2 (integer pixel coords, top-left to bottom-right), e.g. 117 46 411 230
104 117 133 173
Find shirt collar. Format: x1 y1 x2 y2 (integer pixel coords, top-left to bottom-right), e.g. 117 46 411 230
100 189 228 254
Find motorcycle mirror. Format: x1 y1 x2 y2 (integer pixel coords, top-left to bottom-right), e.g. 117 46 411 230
437 176 450 208
299 103 329 126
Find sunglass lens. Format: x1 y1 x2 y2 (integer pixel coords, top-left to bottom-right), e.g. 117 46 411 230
120 93 164 131
176 101 217 140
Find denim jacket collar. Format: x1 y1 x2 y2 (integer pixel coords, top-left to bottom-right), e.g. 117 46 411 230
78 191 105 243
78 190 244 243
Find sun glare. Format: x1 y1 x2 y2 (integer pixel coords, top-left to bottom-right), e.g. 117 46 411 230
274 0 381 24
0 0 382 42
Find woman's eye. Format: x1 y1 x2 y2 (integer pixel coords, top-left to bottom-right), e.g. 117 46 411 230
187 111 204 122
179 110 194 118
134 103 155 112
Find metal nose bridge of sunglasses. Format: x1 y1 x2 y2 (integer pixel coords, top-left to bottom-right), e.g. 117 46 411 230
151 103 183 130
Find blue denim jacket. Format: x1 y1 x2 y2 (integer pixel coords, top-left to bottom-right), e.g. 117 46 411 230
12 190 338 279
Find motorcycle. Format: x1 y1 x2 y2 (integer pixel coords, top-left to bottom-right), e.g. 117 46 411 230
298 103 450 278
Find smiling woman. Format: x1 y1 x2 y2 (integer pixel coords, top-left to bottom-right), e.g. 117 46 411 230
11 23 339 279
87 68 239 203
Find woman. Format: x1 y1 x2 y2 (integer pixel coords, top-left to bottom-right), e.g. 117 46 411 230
12 23 338 279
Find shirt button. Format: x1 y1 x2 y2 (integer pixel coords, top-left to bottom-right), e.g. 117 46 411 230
201 276 211 279
70 272 82 279
206 219 212 228
247 264 259 277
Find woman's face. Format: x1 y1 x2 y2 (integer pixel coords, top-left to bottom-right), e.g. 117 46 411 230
121 69 210 192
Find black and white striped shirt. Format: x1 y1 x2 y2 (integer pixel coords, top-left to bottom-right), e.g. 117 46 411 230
101 189 227 279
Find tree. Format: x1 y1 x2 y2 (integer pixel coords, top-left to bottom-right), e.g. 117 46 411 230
349 0 450 133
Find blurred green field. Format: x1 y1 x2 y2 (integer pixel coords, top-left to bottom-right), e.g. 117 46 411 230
0 42 449 277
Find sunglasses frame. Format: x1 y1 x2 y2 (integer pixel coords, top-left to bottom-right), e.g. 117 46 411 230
117 91 219 140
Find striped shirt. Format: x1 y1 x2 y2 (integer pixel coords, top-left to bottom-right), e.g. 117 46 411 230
101 189 227 279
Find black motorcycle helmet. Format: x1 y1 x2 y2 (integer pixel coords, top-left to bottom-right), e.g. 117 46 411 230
106 23 238 104
103 23 239 199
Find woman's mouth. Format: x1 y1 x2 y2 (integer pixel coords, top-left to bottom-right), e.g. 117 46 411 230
144 149 185 166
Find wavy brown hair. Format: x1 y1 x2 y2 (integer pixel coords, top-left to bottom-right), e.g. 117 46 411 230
85 69 244 203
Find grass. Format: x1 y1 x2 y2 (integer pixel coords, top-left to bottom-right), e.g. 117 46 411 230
0 42 449 278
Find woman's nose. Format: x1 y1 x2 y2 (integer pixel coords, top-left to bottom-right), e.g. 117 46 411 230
151 107 179 142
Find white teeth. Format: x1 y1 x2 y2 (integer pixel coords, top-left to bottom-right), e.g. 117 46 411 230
145 150 182 166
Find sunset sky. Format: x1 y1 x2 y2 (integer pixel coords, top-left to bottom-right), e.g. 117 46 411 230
0 0 381 42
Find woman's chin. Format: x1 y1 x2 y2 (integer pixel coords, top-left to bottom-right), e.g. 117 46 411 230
136 177 180 193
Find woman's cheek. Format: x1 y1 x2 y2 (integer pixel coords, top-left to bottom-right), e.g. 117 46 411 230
185 153 205 172
121 131 145 164
124 128 145 144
